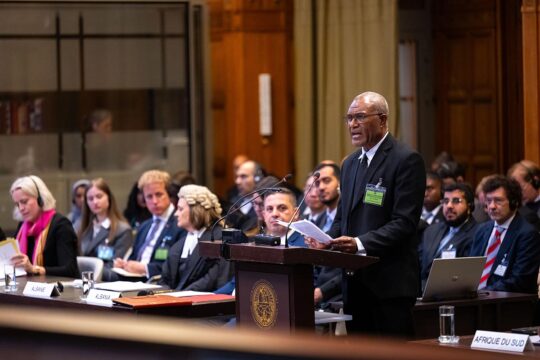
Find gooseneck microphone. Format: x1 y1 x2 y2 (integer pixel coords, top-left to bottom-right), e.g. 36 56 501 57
210 174 292 242
284 171 320 248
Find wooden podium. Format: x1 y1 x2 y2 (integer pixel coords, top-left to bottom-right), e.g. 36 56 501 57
200 241 378 332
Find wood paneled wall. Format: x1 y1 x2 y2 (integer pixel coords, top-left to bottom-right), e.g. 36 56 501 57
522 0 540 163
208 0 294 197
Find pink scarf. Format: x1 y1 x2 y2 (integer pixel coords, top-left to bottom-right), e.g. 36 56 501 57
16 209 56 264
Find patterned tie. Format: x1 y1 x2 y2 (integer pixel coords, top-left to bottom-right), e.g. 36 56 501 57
136 218 161 260
478 226 504 289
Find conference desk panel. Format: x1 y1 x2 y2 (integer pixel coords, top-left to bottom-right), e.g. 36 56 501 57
413 292 537 339
0 275 235 319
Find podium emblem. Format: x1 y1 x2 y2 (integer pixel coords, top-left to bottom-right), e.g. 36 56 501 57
250 279 278 329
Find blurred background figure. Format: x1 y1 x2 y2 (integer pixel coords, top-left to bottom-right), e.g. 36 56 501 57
226 154 249 204
169 170 197 206
78 178 133 281
9 175 78 277
87 109 113 135
123 182 152 230
67 179 90 232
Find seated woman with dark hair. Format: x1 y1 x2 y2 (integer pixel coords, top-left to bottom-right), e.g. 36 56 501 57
160 185 232 291
78 178 133 281
9 175 78 277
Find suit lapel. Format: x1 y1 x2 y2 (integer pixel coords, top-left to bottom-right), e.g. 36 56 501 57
429 225 447 259
86 227 109 254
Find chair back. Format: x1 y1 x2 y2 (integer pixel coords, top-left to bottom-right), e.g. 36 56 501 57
76 256 104 282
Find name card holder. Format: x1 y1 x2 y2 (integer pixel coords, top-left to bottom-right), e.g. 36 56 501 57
471 330 535 353
23 281 60 298
84 289 121 307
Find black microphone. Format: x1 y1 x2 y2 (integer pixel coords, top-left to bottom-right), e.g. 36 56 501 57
209 174 292 242
284 171 320 248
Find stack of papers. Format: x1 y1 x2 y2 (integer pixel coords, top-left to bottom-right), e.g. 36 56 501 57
94 281 161 292
0 238 27 277
276 219 332 244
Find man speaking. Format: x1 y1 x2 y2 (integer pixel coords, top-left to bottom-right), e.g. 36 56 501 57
308 91 425 338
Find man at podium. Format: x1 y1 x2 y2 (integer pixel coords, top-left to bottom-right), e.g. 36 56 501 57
307 91 425 338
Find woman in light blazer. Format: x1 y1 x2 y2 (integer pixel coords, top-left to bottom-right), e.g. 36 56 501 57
78 178 133 281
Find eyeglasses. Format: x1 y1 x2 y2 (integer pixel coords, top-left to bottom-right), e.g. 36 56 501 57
440 198 465 205
485 197 507 206
344 112 382 124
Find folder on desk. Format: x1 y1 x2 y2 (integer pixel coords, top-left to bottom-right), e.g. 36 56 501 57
113 294 234 309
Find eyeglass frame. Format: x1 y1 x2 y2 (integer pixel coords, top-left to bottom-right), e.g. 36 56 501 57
344 112 384 124
440 198 466 205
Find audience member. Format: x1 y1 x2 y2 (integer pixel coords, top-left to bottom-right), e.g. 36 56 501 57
169 170 197 206
302 173 326 227
263 188 306 247
436 160 465 187
9 175 78 277
113 170 185 280
67 179 90 232
228 160 265 232
249 175 280 236
421 172 444 226
430 151 454 173
470 175 540 293
472 175 493 223
419 183 478 288
78 178 133 281
160 185 231 291
508 160 540 216
123 182 152 230
226 154 249 203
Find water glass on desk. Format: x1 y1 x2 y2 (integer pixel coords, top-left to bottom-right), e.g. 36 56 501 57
81 271 94 299
439 305 459 344
3 264 17 292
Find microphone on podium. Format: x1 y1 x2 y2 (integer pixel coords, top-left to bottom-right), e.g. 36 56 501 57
284 171 320 248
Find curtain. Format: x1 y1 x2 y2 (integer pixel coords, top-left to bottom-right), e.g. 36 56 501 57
294 0 398 180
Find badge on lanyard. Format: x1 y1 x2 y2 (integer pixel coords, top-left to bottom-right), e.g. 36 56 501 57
363 178 386 207
154 248 168 260
494 253 508 276
97 244 114 261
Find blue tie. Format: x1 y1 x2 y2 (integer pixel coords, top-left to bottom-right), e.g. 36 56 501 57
136 218 161 260
437 227 458 254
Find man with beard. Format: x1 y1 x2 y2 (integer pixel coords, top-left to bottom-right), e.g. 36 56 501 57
419 183 478 288
312 162 343 308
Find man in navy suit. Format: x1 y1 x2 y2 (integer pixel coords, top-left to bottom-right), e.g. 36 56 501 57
419 182 478 288
470 175 540 293
263 188 305 247
307 91 425 337
113 170 185 280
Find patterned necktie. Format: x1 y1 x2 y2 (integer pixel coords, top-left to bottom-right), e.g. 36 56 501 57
478 226 504 289
137 218 161 260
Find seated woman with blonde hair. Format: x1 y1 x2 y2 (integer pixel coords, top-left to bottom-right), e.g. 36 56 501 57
160 185 232 291
10 175 78 277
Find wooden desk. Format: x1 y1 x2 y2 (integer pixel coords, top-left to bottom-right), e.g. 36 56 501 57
0 276 235 318
413 291 538 339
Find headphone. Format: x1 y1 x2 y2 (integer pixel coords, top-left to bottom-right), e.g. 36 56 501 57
253 162 265 183
519 161 540 190
29 176 44 208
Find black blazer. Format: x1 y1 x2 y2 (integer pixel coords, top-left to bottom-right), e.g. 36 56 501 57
17 213 79 278
469 214 540 293
129 213 185 277
328 134 425 300
419 218 478 285
160 226 232 291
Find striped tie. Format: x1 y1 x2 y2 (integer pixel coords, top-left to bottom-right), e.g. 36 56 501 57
478 226 504 289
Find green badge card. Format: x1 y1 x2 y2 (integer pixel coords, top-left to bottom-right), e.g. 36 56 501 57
154 248 169 261
363 184 386 206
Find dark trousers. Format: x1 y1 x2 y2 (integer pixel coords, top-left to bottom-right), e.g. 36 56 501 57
344 284 416 339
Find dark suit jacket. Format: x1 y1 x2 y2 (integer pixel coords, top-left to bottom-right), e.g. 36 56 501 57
129 213 185 277
328 134 425 301
287 231 306 247
160 227 232 291
469 214 540 293
17 213 79 278
419 218 478 285
80 221 132 262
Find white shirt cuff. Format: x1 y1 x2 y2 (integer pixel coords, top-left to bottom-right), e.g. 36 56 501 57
354 237 366 255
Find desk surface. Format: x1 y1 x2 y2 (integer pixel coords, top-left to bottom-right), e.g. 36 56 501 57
0 275 235 318
414 336 540 357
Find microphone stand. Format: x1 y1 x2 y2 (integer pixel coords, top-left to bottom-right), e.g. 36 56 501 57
284 172 320 248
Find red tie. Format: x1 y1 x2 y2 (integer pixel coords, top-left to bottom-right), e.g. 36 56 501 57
478 227 503 289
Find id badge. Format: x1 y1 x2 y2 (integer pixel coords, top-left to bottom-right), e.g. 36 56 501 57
363 184 386 207
441 250 456 259
494 264 507 277
97 245 114 261
154 247 169 261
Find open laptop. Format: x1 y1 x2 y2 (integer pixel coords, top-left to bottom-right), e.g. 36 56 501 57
419 256 487 302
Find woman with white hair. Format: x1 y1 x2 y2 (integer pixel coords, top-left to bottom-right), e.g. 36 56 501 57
10 175 78 277
160 185 232 291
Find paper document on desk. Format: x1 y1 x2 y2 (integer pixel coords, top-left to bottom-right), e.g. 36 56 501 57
112 267 145 278
94 281 161 292
166 290 214 298
0 238 27 277
276 219 332 244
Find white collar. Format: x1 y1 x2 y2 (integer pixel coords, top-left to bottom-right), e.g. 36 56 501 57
358 131 389 164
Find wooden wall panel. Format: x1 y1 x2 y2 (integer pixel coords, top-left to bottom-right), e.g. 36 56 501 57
208 0 294 197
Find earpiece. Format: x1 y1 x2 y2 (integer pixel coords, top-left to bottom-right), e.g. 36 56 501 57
29 176 44 207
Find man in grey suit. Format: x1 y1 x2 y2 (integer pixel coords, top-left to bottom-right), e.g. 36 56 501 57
307 91 425 337
419 182 478 289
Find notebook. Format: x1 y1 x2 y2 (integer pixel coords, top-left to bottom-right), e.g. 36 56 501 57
419 256 487 302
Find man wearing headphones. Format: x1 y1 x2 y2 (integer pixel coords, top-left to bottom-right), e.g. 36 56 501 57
469 175 540 293
230 160 264 232
508 160 540 216
419 183 478 289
